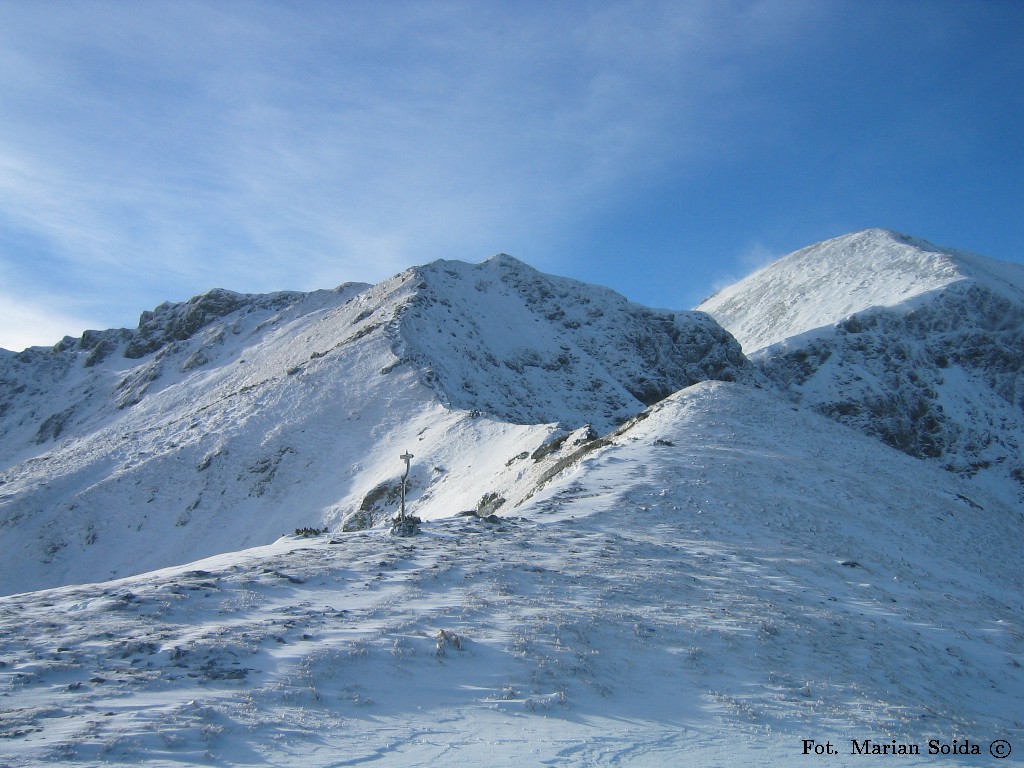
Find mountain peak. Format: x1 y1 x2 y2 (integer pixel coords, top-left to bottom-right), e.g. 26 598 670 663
700 228 1024 507
392 254 753 432
483 252 526 267
0 251 754 594
413 253 535 281
698 229 976 353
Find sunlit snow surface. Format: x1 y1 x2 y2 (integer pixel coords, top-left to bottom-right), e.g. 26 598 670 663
2 383 1020 767
699 228 1024 354
0 255 748 596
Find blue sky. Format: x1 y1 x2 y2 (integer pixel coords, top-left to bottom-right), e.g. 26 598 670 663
0 0 1021 350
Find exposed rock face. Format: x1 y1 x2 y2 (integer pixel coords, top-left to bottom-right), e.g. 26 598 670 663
761 282 1023 468
394 255 756 432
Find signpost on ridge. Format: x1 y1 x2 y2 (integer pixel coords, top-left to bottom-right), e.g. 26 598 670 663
399 451 414 521
391 450 419 536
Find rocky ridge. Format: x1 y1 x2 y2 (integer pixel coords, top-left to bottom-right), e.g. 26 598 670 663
0 256 750 594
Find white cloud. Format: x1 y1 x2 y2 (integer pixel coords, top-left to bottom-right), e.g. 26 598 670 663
0 292 95 352
0 1 844 348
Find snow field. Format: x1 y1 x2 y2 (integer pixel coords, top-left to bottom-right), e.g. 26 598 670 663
1 382 1020 766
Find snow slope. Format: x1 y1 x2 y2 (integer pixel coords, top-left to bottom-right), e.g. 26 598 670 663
0 256 749 595
700 229 1024 505
698 228 1024 355
1 383 1019 767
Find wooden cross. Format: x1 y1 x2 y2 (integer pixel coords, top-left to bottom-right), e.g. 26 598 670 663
399 451 414 518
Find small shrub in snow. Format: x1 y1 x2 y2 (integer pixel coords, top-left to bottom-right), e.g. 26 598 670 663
524 691 566 711
435 629 463 656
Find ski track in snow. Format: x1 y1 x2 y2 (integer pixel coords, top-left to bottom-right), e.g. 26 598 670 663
1 383 1020 767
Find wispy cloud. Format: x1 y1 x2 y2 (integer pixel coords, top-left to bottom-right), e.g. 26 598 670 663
703 239 784 301
1 2 768 344
0 0 1018 349
0 265 98 352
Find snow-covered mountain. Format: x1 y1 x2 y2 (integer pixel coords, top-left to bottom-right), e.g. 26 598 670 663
1 382 1020 767
0 255 750 595
698 228 1024 354
1 231 1022 766
700 228 1024 505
